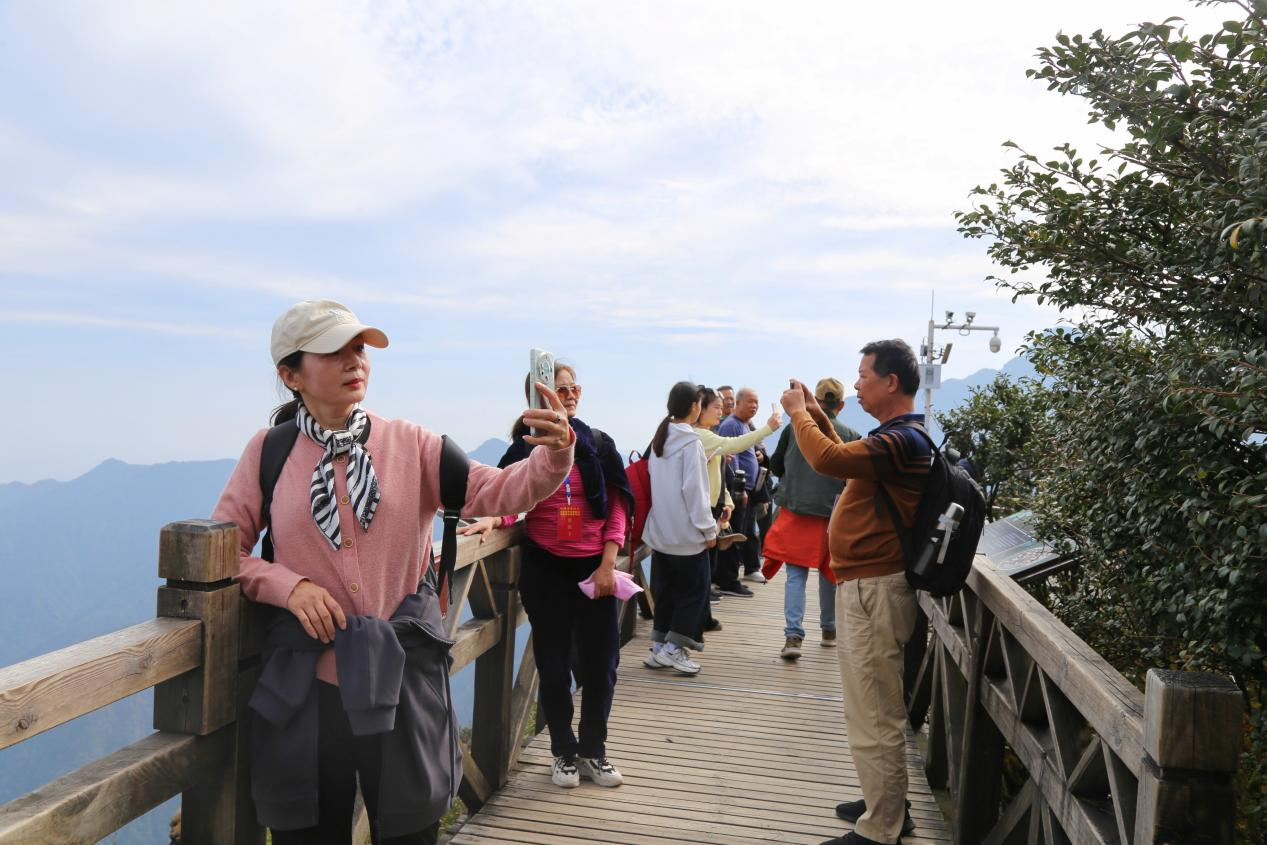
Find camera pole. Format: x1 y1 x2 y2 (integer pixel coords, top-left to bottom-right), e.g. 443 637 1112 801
920 308 1002 423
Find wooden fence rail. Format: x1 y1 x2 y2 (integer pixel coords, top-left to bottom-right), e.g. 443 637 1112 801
1 516 1244 845
905 555 1244 845
0 518 653 845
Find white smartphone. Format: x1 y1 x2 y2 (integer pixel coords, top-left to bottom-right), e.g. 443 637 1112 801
529 347 555 437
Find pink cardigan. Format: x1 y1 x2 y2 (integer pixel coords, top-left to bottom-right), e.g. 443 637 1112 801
213 411 574 682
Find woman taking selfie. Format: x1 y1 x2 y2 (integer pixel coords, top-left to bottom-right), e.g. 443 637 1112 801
212 300 574 844
461 363 633 790
641 381 717 675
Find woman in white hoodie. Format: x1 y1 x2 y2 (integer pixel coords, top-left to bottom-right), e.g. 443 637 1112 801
641 381 718 675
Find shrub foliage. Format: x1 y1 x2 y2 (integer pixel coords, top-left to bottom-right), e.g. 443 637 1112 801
954 1 1267 836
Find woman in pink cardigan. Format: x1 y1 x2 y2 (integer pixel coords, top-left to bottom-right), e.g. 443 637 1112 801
213 300 574 845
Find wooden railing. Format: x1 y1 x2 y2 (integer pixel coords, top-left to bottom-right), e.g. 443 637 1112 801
905 555 1244 845
0 519 653 844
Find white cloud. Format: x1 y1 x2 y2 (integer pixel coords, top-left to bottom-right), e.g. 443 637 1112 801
2 0 1227 481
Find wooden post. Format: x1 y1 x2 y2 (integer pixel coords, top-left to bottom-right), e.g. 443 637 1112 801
469 546 521 790
153 520 245 845
952 605 1004 845
1134 669 1242 845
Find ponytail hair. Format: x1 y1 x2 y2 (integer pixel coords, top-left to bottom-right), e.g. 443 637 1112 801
652 381 701 457
270 351 306 425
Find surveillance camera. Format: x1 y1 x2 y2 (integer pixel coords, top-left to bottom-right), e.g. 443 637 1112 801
944 311 954 324
965 311 976 323
989 333 1001 353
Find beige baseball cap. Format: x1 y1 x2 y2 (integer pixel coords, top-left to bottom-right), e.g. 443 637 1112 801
815 377 845 403
270 300 389 366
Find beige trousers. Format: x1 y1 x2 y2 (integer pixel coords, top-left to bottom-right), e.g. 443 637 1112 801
836 571 918 844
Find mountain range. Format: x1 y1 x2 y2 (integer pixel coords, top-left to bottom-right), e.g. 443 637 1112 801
0 356 1032 842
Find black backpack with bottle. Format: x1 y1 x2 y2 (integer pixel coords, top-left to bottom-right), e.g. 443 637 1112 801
874 421 985 597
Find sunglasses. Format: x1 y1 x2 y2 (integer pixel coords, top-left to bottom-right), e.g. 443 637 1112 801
555 384 582 397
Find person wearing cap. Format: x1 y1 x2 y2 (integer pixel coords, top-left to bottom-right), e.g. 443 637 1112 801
212 300 575 844
762 378 860 660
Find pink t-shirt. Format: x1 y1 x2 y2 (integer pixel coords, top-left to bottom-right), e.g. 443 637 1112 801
500 465 628 557
213 411 574 683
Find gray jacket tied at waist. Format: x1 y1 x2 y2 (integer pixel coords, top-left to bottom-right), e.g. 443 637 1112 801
249 589 462 837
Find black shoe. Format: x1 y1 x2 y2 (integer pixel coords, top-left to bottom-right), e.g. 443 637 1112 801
819 833 897 845
834 798 914 835
717 583 754 597
709 588 722 604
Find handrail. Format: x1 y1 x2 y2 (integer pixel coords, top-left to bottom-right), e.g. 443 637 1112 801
0 618 202 751
909 555 1243 844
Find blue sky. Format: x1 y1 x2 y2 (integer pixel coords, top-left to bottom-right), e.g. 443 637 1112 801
2 1 1224 483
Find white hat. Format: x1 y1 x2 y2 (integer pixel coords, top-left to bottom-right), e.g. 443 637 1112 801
270 300 389 366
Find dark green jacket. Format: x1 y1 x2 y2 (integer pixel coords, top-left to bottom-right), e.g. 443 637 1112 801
770 415 860 518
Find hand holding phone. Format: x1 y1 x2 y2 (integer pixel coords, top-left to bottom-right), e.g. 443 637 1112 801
529 348 556 437
780 381 808 415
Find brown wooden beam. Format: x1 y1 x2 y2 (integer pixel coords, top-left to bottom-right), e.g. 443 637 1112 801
0 619 201 751
0 729 231 845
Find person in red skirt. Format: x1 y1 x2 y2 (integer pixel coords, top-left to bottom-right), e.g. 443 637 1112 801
760 378 860 659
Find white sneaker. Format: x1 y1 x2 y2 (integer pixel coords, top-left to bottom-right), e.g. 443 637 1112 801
742 570 767 583
577 756 624 787
654 647 701 675
551 756 580 788
644 647 667 669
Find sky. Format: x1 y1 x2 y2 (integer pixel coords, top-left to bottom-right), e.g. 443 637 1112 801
1 1 1227 483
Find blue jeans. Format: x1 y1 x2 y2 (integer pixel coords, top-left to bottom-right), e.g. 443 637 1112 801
783 565 837 639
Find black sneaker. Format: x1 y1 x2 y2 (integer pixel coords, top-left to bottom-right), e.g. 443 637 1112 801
709 588 722 605
834 798 914 835
819 833 896 845
717 583 754 597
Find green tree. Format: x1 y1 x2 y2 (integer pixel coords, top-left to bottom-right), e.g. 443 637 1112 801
956 1 1267 837
937 374 1051 520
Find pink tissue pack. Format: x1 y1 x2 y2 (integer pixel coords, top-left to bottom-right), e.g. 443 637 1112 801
578 569 644 600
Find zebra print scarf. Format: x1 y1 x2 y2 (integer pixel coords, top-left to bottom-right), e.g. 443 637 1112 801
295 404 380 550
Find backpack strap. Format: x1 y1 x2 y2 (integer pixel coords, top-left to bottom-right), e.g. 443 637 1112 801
435 434 471 603
872 419 939 568
259 421 301 563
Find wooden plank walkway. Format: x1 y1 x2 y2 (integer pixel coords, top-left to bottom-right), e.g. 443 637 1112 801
451 569 952 845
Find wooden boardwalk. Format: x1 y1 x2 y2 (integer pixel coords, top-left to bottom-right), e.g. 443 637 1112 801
451 569 952 845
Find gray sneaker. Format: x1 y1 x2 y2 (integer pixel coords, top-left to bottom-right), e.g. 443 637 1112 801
551 756 580 788
654 647 701 675
780 636 804 660
577 756 623 787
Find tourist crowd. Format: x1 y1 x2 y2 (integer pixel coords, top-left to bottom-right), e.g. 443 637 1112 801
218 298 932 845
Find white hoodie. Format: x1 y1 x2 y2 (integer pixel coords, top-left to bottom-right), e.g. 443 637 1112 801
643 422 718 556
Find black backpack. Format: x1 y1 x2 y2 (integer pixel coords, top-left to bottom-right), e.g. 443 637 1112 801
258 420 470 601
874 421 985 598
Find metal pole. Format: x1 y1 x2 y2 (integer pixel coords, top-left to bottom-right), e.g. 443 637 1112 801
925 317 935 422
